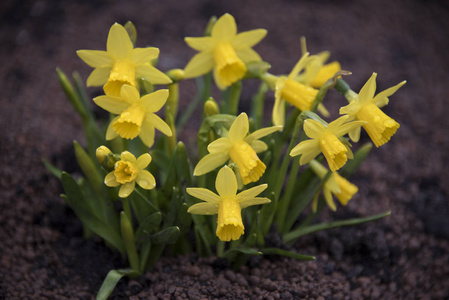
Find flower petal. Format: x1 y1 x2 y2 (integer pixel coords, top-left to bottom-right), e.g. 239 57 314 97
106 117 119 140
136 153 152 169
185 36 216 51
136 170 156 190
215 166 237 198
121 151 136 163
326 115 350 133
323 188 337 211
372 80 406 108
183 52 214 78
273 78 286 126
303 119 325 139
105 172 120 187
187 202 219 215
194 153 229 176
290 139 319 157
107 23 133 59
77 50 112 68
120 84 141 104
186 188 221 204
235 48 261 63
332 120 366 138
86 67 111 86
208 137 233 154
288 53 310 79
145 113 172 136
245 125 283 144
94 95 129 114
358 73 377 103
249 140 268 153
211 13 236 42
339 101 361 117
236 184 267 202
140 89 169 112
239 197 271 209
348 127 361 143
129 47 160 65
135 64 172 85
299 147 322 165
229 113 249 143
139 120 156 147
119 181 135 198
232 29 267 49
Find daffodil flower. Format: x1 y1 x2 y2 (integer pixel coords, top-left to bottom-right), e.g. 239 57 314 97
77 23 171 96
339 73 406 147
184 13 267 90
298 50 341 89
94 84 172 147
187 166 270 241
309 159 358 211
271 53 319 126
194 113 282 185
290 115 365 172
105 151 155 198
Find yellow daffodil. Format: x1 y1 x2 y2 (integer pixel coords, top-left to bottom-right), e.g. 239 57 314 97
77 23 171 96
94 84 172 147
309 159 358 211
105 151 155 198
290 115 365 172
187 166 270 241
270 53 319 126
184 13 267 90
194 113 282 185
339 73 406 147
298 51 341 89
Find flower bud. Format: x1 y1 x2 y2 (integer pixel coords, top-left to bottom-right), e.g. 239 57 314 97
204 98 219 117
96 146 111 164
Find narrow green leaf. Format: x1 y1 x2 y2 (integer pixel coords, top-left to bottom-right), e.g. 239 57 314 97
120 212 139 271
135 212 162 241
151 226 180 245
260 248 315 261
42 159 62 179
341 142 373 178
96 269 139 300
73 141 103 196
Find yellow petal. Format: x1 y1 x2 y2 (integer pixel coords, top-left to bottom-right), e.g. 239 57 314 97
139 120 156 147
304 119 325 139
194 153 229 176
105 172 120 187
120 84 141 104
121 151 136 163
299 147 322 165
136 170 156 190
207 137 233 154
372 80 406 108
188 202 219 215
140 89 169 112
331 120 366 138
339 101 361 117
229 113 249 143
235 48 262 63
290 139 319 157
135 64 172 85
215 166 238 198
129 47 160 65
136 153 152 169
323 188 337 211
232 29 267 49
184 52 214 78
212 67 226 90
94 95 129 114
236 184 267 202
107 23 133 59
119 181 135 198
185 36 216 51
348 127 361 143
77 50 112 68
211 13 237 42
358 73 377 104
249 140 268 153
145 113 172 136
106 117 119 140
288 52 310 79
86 67 111 87
245 125 282 144
186 188 221 204
239 197 270 209
273 78 286 126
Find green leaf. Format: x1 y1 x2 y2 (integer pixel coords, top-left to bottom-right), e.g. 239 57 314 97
42 159 62 179
223 247 262 261
283 211 391 244
341 142 373 178
120 212 139 271
73 141 103 196
175 142 193 186
151 226 180 245
260 248 315 261
96 269 139 300
135 212 162 241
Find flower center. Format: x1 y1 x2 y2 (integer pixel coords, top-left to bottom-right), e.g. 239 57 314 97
281 78 318 111
216 197 244 242
356 103 400 147
104 59 136 97
228 141 266 185
319 132 347 172
112 104 146 139
213 43 247 87
114 161 138 184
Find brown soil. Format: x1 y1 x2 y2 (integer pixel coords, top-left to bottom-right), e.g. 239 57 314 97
1 0 448 299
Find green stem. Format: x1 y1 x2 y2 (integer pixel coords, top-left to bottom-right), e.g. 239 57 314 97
134 188 159 212
122 198 133 229
217 240 225 257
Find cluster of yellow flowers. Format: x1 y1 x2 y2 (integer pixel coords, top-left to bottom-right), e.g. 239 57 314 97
77 13 405 243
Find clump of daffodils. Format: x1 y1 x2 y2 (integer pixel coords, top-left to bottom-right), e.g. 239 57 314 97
50 14 405 299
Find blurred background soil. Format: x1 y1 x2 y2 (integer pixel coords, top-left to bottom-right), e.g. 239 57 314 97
1 0 448 299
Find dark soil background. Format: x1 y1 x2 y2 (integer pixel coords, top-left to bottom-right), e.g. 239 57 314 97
1 0 448 299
